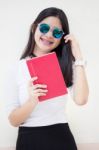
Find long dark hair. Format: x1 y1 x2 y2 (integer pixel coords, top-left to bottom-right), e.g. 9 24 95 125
20 7 75 87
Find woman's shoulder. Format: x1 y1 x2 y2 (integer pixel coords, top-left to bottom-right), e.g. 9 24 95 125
18 56 32 64
18 56 33 67
7 56 32 76
13 57 29 67
16 56 32 71
7 59 25 73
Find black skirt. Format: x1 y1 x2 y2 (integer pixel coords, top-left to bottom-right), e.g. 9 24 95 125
16 123 77 150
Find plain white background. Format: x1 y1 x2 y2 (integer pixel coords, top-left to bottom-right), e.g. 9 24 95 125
0 0 99 147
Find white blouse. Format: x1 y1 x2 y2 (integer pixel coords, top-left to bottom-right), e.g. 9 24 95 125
5 59 73 127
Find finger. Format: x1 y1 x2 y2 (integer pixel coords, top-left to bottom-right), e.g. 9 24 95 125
33 84 47 89
28 77 38 86
64 37 70 43
64 36 71 43
37 93 47 97
64 34 74 40
30 90 47 97
64 34 71 39
64 39 68 43
64 35 74 43
34 89 48 93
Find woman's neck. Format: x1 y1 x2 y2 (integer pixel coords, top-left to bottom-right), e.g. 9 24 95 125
33 50 49 57
33 45 49 57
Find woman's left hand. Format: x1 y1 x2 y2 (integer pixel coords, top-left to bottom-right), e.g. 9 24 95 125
64 34 83 60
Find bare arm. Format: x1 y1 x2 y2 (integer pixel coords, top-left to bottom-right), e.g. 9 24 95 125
8 77 48 127
8 99 38 127
64 34 89 105
73 65 89 105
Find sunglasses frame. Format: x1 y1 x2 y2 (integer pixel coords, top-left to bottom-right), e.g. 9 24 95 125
38 23 65 39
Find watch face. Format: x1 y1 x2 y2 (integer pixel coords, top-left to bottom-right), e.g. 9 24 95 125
74 60 86 66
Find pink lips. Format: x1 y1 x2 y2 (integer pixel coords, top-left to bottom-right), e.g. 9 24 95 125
40 37 53 46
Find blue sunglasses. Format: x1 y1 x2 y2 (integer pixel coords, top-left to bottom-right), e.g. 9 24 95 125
38 23 64 39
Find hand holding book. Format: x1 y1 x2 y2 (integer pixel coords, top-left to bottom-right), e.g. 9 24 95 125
27 76 48 103
26 52 68 102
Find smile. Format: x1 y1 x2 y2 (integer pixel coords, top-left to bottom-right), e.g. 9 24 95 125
40 37 54 46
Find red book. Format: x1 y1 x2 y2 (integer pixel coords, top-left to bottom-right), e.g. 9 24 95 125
26 52 68 102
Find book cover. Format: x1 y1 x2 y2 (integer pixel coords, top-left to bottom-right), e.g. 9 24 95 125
26 52 68 102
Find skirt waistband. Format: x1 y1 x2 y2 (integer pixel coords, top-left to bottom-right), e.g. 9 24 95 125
18 123 69 134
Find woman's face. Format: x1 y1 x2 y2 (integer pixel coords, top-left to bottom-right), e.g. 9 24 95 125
34 16 63 54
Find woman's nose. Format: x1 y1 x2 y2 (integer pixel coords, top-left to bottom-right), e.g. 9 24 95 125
46 30 53 38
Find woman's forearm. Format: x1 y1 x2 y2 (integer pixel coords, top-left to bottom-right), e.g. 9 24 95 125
73 66 89 105
8 99 38 127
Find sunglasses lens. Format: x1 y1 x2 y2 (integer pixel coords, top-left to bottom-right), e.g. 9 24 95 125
39 24 50 34
53 28 64 39
39 23 64 39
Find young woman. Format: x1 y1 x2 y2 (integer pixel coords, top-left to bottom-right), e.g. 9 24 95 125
6 7 89 150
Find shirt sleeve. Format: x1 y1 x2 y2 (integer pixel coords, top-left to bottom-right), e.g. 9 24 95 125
4 62 20 118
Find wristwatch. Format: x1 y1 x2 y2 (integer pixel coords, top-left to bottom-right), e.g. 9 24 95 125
74 59 87 67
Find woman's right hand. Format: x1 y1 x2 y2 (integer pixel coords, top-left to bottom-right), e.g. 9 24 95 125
8 76 48 127
27 77 48 104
